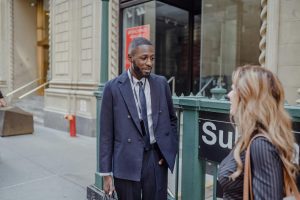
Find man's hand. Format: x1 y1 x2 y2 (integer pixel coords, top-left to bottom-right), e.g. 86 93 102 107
103 175 114 196
0 98 6 107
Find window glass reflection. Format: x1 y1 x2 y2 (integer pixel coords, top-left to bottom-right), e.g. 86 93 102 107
155 1 189 95
198 0 260 97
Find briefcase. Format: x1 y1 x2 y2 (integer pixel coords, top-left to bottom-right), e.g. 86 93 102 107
87 185 118 200
98 191 117 200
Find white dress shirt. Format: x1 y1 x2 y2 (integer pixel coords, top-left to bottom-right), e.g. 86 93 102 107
128 70 156 144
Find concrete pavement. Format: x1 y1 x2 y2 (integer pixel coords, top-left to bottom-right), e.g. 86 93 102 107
0 124 96 200
0 124 217 200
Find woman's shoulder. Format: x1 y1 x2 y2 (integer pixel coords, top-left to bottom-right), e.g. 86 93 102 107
250 136 281 162
251 136 275 149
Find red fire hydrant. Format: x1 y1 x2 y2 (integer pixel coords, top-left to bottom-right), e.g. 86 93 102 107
64 114 76 137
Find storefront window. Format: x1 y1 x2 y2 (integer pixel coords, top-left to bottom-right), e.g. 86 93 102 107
197 0 261 97
155 2 189 95
192 14 201 94
122 0 261 97
122 1 189 95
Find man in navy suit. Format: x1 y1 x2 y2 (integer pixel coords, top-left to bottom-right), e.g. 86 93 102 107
99 37 178 200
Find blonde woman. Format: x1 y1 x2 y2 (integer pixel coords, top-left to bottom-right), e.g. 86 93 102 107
218 65 299 199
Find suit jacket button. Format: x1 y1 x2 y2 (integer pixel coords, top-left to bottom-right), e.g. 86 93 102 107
159 110 162 114
127 138 132 143
128 115 131 119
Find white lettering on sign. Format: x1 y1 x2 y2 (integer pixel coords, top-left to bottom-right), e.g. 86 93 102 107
201 121 237 150
201 120 300 162
219 130 233 149
202 122 217 145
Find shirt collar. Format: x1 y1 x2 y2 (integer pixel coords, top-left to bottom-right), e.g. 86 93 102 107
127 69 146 86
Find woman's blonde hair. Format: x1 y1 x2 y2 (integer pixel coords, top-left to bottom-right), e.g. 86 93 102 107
230 65 299 188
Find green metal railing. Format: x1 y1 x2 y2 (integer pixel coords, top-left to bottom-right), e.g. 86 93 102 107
94 0 110 190
171 94 300 200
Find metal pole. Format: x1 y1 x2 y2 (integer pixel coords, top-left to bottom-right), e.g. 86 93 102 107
94 0 110 190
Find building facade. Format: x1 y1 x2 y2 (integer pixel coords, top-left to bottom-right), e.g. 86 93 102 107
0 0 39 99
43 0 300 136
118 0 300 103
0 0 119 136
1 0 300 137
44 0 119 136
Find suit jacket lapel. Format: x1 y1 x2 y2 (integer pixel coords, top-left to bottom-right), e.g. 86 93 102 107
149 75 160 132
118 72 142 135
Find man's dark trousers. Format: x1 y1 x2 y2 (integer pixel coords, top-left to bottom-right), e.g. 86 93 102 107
114 147 168 200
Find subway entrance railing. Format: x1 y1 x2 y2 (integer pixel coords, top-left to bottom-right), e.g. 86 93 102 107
169 95 300 200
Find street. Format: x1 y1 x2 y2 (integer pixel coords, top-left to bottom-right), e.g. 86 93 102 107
0 124 96 200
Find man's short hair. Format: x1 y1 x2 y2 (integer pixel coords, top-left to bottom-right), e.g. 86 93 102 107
128 37 152 55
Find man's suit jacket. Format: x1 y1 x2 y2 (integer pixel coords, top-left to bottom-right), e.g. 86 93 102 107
99 72 178 182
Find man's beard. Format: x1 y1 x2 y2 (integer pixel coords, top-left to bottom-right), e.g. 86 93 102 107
132 62 151 78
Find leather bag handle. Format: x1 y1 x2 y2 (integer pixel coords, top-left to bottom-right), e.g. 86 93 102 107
243 134 300 200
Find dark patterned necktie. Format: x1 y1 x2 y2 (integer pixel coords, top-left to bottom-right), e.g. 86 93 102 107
138 81 151 150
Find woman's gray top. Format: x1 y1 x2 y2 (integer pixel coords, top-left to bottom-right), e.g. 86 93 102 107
218 136 284 200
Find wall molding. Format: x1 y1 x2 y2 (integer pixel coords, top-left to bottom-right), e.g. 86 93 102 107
265 0 280 74
0 0 13 95
109 0 119 79
259 0 267 67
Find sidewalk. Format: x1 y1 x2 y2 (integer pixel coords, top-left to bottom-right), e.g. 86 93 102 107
0 124 96 200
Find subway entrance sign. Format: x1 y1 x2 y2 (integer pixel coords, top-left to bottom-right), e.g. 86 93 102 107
198 111 236 163
199 111 300 196
199 111 300 164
